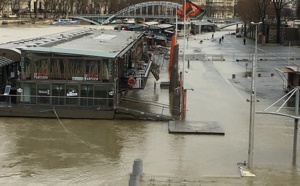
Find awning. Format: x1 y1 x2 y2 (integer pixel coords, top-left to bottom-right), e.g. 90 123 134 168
275 66 299 73
0 56 14 67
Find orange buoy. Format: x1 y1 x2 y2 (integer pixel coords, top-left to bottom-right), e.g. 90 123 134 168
128 77 136 86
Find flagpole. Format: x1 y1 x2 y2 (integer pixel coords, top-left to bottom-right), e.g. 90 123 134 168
183 0 186 89
175 8 178 39
181 0 186 118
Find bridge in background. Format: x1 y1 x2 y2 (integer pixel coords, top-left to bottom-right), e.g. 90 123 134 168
69 1 197 25
69 1 240 26
217 21 243 29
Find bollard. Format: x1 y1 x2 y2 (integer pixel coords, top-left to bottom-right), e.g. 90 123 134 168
132 159 143 176
187 59 190 69
271 73 274 77
129 159 143 186
154 81 156 90
129 173 140 186
232 74 236 79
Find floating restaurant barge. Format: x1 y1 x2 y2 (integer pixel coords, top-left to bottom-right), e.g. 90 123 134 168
0 28 161 119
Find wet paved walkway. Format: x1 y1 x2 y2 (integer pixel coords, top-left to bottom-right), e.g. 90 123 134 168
142 28 300 185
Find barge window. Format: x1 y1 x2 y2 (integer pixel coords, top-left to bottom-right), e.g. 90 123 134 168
22 57 31 80
52 84 65 105
20 83 36 104
94 85 113 107
37 84 50 104
50 59 65 80
33 59 50 80
102 59 113 82
66 59 85 80
102 59 109 82
66 85 79 105
80 85 93 106
85 60 99 81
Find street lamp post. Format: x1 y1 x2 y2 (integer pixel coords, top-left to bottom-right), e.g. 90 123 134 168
248 22 262 173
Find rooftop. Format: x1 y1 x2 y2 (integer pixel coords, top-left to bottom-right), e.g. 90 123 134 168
1 28 143 58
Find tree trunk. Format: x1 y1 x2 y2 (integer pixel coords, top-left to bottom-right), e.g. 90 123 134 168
276 14 281 43
243 23 247 37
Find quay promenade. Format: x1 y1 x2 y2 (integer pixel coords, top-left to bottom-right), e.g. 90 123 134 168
132 29 300 185
120 26 300 185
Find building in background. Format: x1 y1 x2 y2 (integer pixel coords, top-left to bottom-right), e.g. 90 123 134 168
204 0 235 18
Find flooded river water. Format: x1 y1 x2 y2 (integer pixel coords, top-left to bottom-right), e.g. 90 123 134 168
0 24 299 185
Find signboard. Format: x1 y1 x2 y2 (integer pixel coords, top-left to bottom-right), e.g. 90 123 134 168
38 89 50 95
34 72 48 79
67 88 78 97
84 74 98 81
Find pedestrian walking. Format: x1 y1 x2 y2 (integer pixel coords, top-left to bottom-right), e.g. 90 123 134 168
199 40 203 44
243 38 246 45
222 36 224 41
219 38 221 44
212 33 214 39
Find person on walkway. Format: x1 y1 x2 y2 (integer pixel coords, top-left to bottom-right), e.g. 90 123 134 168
219 38 221 44
212 33 214 39
199 40 203 44
222 36 224 41
243 38 246 45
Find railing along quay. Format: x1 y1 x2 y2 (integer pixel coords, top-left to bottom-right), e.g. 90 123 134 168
179 53 300 62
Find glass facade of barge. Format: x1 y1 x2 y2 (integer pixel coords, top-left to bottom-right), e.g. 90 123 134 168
18 82 114 107
17 55 115 107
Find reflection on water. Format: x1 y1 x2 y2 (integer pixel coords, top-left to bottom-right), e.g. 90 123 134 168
0 117 155 185
1 117 299 185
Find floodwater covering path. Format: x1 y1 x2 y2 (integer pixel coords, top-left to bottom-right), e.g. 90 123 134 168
0 24 299 185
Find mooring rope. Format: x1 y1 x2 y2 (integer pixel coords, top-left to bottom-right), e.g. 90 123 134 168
52 108 99 149
52 108 69 132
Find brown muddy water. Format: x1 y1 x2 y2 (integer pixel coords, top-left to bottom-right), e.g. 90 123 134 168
0 24 299 185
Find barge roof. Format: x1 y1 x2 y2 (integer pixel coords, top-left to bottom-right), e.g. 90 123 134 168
0 56 14 67
21 29 142 58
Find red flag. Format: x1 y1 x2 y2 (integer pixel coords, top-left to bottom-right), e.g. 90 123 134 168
176 8 184 21
177 0 204 21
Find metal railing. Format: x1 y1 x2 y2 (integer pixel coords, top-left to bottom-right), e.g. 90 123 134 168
178 53 300 63
0 94 114 108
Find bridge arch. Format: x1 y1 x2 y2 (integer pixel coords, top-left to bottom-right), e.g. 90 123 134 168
103 1 181 24
218 21 243 29
68 16 100 25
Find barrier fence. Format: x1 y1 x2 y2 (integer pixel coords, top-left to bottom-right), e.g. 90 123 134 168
178 53 300 63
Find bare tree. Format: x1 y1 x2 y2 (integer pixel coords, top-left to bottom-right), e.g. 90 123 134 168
296 0 300 19
49 0 59 18
10 0 19 13
91 0 104 14
0 0 10 16
255 0 272 37
62 0 73 17
272 0 295 43
236 0 257 36
74 0 89 14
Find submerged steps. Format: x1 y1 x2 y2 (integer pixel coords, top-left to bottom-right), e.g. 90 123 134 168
168 120 225 135
115 106 174 121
